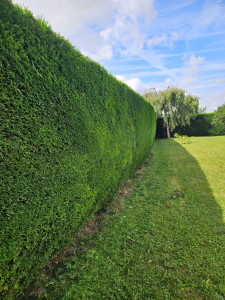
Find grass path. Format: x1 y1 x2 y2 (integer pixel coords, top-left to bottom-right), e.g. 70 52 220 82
29 136 225 299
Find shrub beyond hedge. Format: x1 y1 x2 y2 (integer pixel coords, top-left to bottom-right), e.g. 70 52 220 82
0 0 156 296
174 113 214 136
156 113 215 138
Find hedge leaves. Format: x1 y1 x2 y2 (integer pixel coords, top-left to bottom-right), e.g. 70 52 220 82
0 0 156 296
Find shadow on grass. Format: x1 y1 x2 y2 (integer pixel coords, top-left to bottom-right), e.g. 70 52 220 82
144 138 225 298
23 138 225 299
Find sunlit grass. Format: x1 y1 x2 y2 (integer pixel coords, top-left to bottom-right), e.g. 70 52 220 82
176 136 225 221
27 136 225 299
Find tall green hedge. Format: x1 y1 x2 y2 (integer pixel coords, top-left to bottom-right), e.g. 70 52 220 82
0 0 156 296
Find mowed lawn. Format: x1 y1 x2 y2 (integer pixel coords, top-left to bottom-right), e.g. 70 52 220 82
29 136 225 299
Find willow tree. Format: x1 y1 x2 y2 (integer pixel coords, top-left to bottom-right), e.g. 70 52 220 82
143 87 199 138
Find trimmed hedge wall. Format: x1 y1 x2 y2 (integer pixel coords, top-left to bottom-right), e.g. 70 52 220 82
174 113 214 137
156 113 215 138
0 0 156 296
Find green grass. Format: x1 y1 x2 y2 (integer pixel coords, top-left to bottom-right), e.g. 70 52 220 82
24 136 225 299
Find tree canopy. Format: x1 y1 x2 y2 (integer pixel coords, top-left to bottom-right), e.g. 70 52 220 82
211 104 225 135
143 87 200 138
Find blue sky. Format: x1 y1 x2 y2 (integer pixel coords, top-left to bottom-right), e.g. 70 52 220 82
13 0 225 112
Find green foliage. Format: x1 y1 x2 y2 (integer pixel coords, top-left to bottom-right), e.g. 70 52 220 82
30 137 225 299
143 91 161 116
173 113 215 137
156 113 217 138
174 133 192 144
0 0 156 296
143 88 199 138
210 104 225 136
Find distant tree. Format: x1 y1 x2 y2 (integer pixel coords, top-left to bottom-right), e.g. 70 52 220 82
211 104 225 135
143 87 199 138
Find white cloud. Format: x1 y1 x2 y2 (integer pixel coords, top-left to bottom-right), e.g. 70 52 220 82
116 75 147 93
82 44 113 61
180 55 204 89
116 75 175 95
145 78 173 92
197 88 225 112
93 0 158 64
97 0 156 60
156 48 225 58
13 0 157 63
147 32 182 49
186 0 225 40
203 62 225 72
100 28 113 41
13 0 114 35
213 78 225 85
113 0 156 22
69 28 113 61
